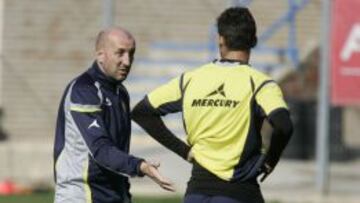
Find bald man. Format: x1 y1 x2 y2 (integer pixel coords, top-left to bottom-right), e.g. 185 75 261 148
54 27 174 203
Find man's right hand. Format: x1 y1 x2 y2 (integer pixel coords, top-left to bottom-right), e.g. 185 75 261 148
186 150 194 163
259 162 273 182
140 161 175 192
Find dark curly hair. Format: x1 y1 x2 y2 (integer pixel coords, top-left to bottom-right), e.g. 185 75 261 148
217 7 257 51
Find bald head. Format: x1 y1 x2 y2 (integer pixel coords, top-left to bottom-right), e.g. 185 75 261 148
95 26 136 81
95 27 135 51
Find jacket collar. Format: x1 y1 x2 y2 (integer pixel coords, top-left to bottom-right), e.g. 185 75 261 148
87 61 123 90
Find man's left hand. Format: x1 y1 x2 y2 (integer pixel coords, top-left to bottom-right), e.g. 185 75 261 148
140 161 176 192
259 163 273 182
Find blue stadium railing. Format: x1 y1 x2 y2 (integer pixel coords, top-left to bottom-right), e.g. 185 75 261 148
129 0 310 136
229 0 310 70
136 0 310 72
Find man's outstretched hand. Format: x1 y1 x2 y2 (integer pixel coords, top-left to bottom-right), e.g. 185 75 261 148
259 163 273 182
140 161 175 192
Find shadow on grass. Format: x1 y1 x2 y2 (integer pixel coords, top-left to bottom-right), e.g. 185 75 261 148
0 192 182 203
0 192 281 203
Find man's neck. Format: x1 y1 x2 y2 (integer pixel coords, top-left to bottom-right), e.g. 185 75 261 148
96 61 107 75
221 50 250 63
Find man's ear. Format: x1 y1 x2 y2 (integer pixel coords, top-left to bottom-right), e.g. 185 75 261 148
96 49 105 63
218 35 225 48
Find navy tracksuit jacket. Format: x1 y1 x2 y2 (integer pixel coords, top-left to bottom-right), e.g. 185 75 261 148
54 62 143 203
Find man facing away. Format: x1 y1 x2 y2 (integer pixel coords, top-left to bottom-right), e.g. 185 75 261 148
132 7 293 203
53 27 174 203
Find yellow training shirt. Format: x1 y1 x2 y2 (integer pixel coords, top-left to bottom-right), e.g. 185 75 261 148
147 60 288 181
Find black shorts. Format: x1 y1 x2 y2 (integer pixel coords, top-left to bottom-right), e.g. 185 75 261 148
184 194 243 203
185 162 265 203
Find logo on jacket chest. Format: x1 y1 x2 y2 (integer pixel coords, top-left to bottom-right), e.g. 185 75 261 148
103 97 129 114
88 119 100 129
105 97 112 106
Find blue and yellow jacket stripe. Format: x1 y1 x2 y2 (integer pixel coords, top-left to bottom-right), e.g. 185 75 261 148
147 60 288 181
54 62 143 203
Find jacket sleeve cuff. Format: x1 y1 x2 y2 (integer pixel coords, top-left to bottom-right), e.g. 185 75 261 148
136 159 145 177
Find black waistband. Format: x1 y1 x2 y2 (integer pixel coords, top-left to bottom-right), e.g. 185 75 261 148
186 161 264 203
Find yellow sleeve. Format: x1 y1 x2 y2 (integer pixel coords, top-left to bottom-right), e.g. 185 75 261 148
255 82 288 115
147 76 182 109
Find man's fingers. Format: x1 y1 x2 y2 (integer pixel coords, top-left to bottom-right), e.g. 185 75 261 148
260 172 269 182
159 177 173 186
152 162 160 168
146 164 175 192
161 183 176 192
152 177 176 192
153 173 174 187
147 160 160 168
157 178 176 192
186 150 194 162
259 163 273 182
